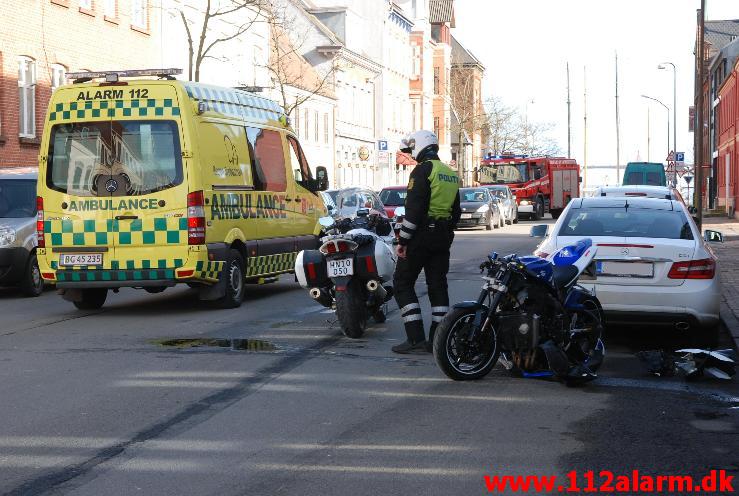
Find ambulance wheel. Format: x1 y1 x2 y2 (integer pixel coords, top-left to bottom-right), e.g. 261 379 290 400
21 253 44 297
73 289 108 310
216 249 245 309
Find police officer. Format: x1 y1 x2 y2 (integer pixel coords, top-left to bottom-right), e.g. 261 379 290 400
392 130 461 354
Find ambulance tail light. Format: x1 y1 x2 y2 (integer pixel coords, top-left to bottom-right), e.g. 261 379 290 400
187 190 206 245
36 197 45 248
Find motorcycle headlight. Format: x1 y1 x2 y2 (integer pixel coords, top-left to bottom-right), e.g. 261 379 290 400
0 228 16 247
477 204 489 213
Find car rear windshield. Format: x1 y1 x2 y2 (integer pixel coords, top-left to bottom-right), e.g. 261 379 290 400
461 188 488 202
624 171 664 186
379 189 406 206
561 206 693 240
47 120 182 197
0 179 36 218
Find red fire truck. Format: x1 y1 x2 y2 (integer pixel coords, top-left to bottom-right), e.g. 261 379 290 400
475 155 581 220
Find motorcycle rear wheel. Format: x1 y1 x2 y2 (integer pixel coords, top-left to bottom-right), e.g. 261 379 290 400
335 280 368 339
568 297 605 373
433 307 500 380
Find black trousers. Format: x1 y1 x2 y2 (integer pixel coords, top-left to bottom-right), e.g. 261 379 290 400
393 224 453 343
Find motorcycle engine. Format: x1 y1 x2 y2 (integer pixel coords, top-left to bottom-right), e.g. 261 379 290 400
496 285 566 372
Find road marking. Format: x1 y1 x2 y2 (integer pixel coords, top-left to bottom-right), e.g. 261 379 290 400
253 463 477 476
274 443 470 452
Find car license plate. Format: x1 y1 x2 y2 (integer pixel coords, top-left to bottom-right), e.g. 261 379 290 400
461 213 472 219
596 261 653 278
328 258 353 277
59 253 103 266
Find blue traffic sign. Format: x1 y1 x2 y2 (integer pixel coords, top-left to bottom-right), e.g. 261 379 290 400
378 140 388 151
676 152 685 162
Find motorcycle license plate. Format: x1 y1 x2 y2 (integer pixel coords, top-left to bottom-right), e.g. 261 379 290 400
328 258 354 277
59 253 103 266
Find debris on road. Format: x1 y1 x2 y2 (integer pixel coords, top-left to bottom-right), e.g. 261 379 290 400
636 349 736 380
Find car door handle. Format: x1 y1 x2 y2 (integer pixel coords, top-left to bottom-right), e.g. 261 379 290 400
115 215 138 220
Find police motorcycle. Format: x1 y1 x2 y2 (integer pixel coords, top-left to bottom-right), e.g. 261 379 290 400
295 193 397 339
433 239 605 385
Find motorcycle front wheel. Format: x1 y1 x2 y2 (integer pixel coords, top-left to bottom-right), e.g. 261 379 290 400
335 280 368 339
433 307 500 380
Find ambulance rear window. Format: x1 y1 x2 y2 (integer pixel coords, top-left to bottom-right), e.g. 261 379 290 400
47 120 183 196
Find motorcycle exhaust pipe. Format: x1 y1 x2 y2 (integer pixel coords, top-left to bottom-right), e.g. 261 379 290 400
309 287 333 308
366 280 388 302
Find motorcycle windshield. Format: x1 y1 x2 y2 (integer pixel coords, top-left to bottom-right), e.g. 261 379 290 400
334 188 375 218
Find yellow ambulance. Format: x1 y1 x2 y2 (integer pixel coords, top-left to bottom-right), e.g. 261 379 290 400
36 69 329 309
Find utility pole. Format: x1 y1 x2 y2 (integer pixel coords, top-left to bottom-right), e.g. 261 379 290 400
583 66 588 189
567 62 572 158
695 1 705 226
615 52 621 184
647 107 651 162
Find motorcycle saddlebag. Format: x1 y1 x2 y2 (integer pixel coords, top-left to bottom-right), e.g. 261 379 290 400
354 239 395 282
295 250 329 288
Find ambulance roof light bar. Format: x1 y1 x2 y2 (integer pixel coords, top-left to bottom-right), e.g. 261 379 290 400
66 68 182 84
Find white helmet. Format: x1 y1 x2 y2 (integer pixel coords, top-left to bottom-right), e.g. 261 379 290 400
400 130 439 160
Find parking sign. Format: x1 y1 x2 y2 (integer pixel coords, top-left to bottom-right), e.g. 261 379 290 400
378 140 388 151
676 152 685 162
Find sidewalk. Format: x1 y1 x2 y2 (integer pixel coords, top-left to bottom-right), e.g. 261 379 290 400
702 217 739 350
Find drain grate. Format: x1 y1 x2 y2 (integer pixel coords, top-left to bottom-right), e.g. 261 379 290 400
152 338 277 352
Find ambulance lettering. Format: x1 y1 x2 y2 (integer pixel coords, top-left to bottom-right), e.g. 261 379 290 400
66 199 159 211
76 89 125 101
210 193 288 220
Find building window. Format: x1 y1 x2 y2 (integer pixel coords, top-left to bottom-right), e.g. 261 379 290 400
433 116 440 138
314 110 319 142
293 104 299 137
131 0 148 30
433 67 440 94
104 0 116 18
412 45 421 78
324 113 329 145
51 64 67 90
304 109 309 141
79 0 92 10
18 57 36 138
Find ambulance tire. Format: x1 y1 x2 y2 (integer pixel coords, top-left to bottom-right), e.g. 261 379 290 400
216 249 245 309
73 289 108 310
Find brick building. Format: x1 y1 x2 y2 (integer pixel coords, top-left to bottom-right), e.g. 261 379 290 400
716 41 739 216
0 0 160 168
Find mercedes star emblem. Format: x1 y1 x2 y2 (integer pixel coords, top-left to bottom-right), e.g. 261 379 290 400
105 178 118 193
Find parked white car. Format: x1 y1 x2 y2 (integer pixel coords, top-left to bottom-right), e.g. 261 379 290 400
593 185 685 203
483 185 519 224
531 196 722 344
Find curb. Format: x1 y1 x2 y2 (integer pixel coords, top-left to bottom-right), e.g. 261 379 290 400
719 300 739 352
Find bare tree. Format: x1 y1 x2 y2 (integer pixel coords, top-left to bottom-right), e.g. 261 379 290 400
262 3 339 117
449 56 487 184
175 0 267 82
483 97 562 157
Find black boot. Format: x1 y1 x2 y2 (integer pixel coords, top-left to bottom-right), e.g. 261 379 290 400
392 339 429 354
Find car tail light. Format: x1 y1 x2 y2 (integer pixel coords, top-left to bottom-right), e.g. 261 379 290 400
668 258 715 279
36 196 45 248
187 190 206 245
319 239 358 255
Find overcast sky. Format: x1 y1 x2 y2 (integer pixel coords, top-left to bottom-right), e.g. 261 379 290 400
453 0 739 167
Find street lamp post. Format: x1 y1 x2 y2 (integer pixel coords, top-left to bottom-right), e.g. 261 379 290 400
658 62 677 184
641 94 670 161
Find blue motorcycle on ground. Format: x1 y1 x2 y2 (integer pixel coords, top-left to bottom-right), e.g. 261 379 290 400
432 239 605 385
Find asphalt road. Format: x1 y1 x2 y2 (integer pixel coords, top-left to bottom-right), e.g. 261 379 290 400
0 220 737 496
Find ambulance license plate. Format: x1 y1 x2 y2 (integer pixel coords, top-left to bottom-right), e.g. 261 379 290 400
59 253 103 266
328 258 353 277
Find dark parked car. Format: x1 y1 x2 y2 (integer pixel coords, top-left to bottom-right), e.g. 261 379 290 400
0 167 44 296
457 187 502 230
